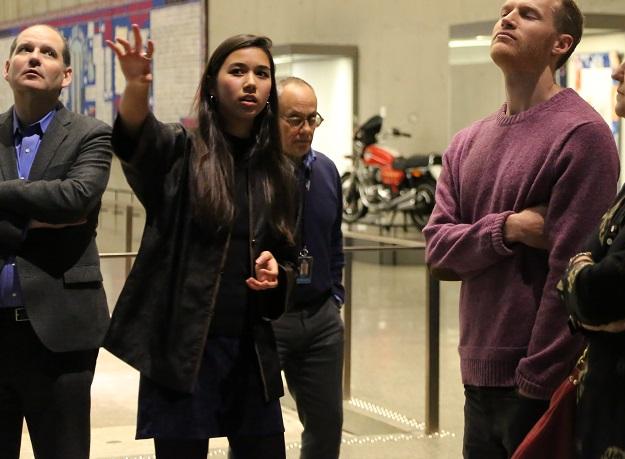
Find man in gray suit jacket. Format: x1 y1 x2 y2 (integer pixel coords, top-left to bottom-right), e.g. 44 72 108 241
0 24 112 458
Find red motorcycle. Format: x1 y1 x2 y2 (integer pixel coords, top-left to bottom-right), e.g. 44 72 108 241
341 115 441 230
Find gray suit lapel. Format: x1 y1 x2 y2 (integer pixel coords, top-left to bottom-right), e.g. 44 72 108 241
28 106 70 180
0 109 19 181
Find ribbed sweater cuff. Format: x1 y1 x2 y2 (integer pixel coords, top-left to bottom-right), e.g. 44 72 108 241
460 358 518 387
491 211 515 256
515 370 553 400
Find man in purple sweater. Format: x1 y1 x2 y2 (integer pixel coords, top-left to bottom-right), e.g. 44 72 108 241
423 0 619 457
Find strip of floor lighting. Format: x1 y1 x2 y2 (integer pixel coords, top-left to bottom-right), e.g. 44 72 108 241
348 397 426 430
105 399 456 459
106 429 458 459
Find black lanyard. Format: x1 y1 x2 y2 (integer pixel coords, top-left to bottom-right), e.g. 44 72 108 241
295 163 312 254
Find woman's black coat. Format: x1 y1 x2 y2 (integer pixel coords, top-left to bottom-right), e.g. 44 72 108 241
562 186 625 326
104 114 295 399
560 186 625 457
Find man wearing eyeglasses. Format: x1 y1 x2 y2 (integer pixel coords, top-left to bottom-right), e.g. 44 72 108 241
273 77 345 459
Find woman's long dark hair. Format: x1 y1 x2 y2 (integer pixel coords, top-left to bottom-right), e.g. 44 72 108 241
190 34 295 244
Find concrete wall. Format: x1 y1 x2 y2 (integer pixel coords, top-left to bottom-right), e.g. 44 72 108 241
208 0 452 154
207 0 625 156
1 0 623 161
449 63 504 136
580 0 625 14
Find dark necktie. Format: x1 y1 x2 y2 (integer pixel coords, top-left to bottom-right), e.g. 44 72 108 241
16 122 42 180
18 122 42 139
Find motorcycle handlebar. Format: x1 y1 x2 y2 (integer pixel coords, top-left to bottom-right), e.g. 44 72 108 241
391 128 412 138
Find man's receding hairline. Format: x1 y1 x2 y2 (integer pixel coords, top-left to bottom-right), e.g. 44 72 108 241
12 24 69 66
277 77 315 97
17 24 64 43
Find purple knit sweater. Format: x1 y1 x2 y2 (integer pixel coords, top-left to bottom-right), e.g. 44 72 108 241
424 89 619 399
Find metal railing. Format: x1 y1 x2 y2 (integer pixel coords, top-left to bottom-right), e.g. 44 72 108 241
99 204 138 277
342 230 439 434
99 224 441 435
103 187 135 204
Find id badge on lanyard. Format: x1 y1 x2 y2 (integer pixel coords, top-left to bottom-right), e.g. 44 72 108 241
296 246 314 284
296 162 314 285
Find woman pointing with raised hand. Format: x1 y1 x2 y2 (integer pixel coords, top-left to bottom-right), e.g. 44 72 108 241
104 24 296 459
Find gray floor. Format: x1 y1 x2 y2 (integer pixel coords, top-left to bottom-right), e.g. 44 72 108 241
20 198 466 458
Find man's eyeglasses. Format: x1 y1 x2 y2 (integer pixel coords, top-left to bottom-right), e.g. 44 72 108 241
280 113 324 129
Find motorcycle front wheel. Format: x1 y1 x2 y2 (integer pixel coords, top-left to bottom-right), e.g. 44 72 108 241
409 177 436 231
341 172 368 223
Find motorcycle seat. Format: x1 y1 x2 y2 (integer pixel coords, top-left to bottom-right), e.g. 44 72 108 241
392 153 441 170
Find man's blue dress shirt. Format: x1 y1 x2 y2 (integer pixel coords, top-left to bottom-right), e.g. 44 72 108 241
0 109 56 308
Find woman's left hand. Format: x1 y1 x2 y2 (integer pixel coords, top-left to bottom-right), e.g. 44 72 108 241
246 251 279 290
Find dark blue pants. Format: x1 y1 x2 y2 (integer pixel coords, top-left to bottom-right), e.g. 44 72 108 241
463 386 548 459
154 433 286 459
273 297 344 459
137 336 283 440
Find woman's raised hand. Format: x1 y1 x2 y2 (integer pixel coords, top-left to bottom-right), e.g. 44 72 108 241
106 23 154 85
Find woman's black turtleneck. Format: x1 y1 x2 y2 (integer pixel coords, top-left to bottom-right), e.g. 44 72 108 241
208 134 255 336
